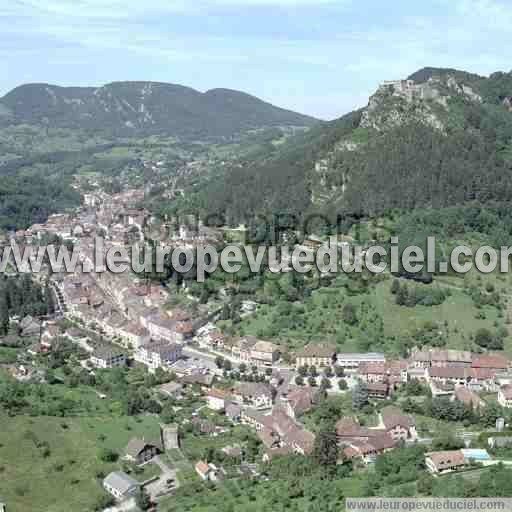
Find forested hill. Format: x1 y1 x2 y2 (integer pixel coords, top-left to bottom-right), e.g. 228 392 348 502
0 82 318 140
179 67 512 224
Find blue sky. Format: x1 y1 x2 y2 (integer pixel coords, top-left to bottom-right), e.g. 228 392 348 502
1 0 511 119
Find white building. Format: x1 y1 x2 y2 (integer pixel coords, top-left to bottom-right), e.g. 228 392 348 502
90 346 127 369
103 471 140 501
206 389 229 411
337 352 386 370
134 341 182 372
118 322 150 349
250 340 279 367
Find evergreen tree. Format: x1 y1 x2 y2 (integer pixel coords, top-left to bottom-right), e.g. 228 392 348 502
45 284 55 315
0 295 9 335
352 381 369 410
391 279 401 295
312 428 339 472
395 284 409 306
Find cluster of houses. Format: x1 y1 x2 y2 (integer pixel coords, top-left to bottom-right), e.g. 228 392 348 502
16 187 220 374
337 406 417 464
102 425 179 502
204 382 318 462
197 330 281 368
288 344 512 406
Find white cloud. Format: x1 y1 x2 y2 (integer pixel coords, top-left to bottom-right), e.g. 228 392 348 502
455 0 512 31
17 0 341 20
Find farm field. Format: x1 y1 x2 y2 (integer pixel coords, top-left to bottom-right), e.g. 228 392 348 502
0 412 162 512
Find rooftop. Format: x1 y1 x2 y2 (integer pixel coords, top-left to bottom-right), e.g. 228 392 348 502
103 471 139 494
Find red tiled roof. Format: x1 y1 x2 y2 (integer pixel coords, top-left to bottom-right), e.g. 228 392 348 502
195 460 210 475
472 354 509 370
428 366 467 379
359 362 386 375
381 406 414 430
427 450 466 471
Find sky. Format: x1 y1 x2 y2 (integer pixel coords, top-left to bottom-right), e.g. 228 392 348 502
1 0 511 120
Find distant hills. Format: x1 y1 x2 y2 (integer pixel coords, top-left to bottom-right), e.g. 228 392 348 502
0 81 318 140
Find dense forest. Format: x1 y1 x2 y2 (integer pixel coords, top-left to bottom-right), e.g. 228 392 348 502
168 68 512 227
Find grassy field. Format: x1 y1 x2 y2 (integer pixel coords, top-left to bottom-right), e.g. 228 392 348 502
180 426 253 462
0 412 162 512
374 280 501 349
159 474 369 512
0 346 20 364
237 275 505 355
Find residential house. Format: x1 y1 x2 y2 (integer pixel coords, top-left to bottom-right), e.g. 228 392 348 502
342 433 396 464
233 382 273 409
103 471 140 501
281 386 319 419
225 402 242 423
206 388 230 411
19 315 41 338
231 336 258 362
431 350 472 368
336 417 374 443
124 438 161 465
412 349 472 368
181 372 214 388
142 312 181 343
134 341 182 372
157 381 184 399
253 408 316 460
379 406 417 441
90 345 126 369
195 460 223 481
250 340 280 367
295 343 337 369
195 460 212 480
367 382 389 399
425 450 467 474
498 385 512 408
358 362 387 383
191 418 218 436
472 354 509 373
118 322 150 349
426 367 496 391
358 360 407 393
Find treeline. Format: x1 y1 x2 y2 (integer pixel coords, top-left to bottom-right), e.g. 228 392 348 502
403 395 504 427
0 173 80 230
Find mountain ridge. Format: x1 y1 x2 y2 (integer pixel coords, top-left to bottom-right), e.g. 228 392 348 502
0 81 319 140
173 67 512 223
